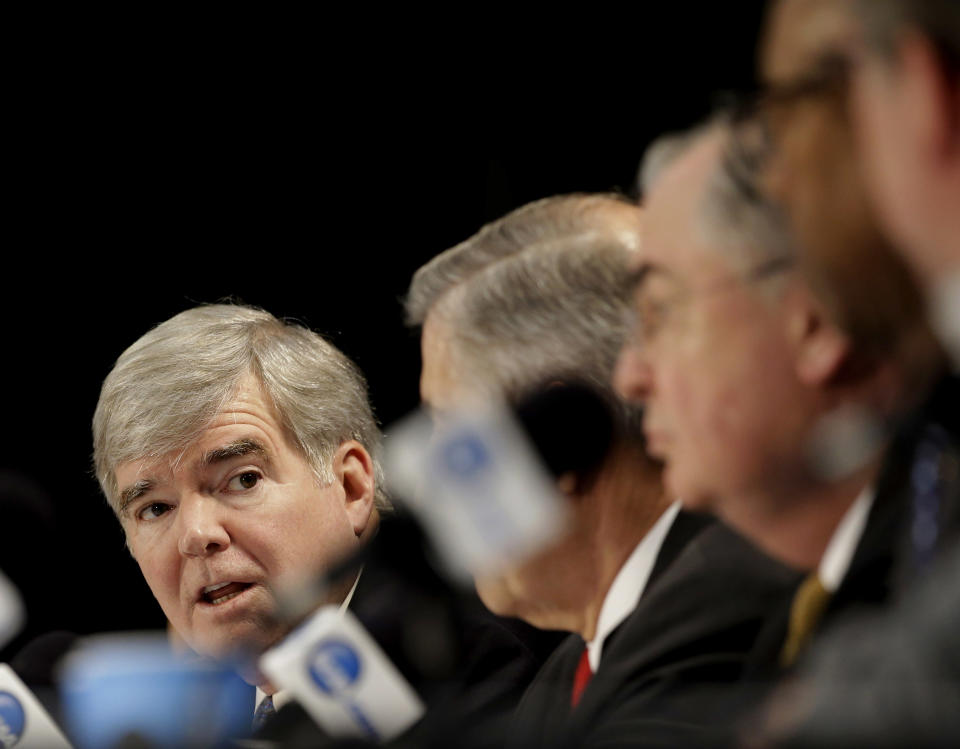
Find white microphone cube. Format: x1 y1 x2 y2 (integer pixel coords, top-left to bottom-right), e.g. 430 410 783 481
259 607 424 742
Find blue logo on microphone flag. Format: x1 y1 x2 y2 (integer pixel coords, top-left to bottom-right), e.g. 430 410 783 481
441 433 491 480
0 691 25 747
308 640 362 694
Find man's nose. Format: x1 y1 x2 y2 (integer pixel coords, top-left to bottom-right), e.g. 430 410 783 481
177 494 230 557
613 341 654 403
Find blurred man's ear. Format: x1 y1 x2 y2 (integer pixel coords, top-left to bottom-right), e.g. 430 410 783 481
332 441 376 537
784 284 851 386
897 32 960 166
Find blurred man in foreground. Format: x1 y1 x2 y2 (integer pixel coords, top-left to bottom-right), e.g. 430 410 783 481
408 194 796 748
615 120 937 676
847 0 960 347
724 1 960 743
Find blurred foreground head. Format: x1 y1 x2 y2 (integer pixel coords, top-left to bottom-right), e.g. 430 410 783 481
93 304 384 676
757 0 944 388
615 120 929 568
407 195 666 635
845 0 960 286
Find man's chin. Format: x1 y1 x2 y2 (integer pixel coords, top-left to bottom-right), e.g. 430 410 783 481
187 623 286 665
664 463 715 513
474 575 518 619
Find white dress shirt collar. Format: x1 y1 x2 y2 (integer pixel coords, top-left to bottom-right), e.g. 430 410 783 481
930 270 960 372
585 501 681 671
818 486 874 593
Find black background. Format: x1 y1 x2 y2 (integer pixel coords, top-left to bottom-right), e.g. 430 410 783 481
1 3 769 662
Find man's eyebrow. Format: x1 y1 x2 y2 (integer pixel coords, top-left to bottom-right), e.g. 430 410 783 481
118 479 153 517
201 438 268 466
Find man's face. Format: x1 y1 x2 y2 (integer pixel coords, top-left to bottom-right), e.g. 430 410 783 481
115 375 369 661
849 51 931 277
614 133 810 519
848 31 960 286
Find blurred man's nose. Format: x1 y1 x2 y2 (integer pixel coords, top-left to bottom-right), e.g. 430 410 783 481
613 342 654 403
177 493 231 557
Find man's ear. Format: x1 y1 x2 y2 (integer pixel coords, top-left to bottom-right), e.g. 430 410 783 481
898 32 960 165
784 286 851 386
332 440 376 536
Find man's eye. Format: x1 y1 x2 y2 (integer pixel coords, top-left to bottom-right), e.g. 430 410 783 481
138 502 172 521
227 472 261 491
638 297 670 339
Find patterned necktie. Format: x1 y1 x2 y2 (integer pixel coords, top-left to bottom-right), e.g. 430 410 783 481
571 647 593 709
779 572 831 668
252 694 276 732
910 424 951 576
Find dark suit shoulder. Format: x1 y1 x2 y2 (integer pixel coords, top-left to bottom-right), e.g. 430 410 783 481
510 520 799 748
645 509 714 589
601 522 799 681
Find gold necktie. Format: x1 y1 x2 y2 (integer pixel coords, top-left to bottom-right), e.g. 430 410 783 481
779 572 831 668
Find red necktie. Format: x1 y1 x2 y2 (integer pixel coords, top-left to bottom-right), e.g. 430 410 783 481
570 647 593 709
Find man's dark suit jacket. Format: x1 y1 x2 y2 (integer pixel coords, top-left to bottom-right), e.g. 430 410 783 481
746 374 960 679
506 512 800 749
744 375 960 747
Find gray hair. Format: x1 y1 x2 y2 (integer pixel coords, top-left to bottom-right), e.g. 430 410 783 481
637 126 710 200
701 119 798 276
405 193 639 327
93 304 388 513
638 121 795 278
406 195 645 439
853 0 960 67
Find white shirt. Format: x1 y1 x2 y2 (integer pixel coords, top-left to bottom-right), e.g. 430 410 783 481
930 270 960 372
818 487 874 593
585 501 682 671
254 568 363 716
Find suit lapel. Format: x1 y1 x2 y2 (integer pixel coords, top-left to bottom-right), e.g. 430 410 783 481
645 510 714 597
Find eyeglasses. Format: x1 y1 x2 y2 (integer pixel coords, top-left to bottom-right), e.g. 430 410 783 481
717 51 855 204
626 256 794 349
721 51 853 123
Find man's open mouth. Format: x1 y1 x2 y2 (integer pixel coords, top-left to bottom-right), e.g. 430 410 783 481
200 581 254 606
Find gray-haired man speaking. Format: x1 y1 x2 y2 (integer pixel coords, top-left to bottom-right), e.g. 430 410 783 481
93 305 385 681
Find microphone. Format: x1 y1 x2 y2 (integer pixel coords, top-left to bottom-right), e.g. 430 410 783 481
57 633 252 749
0 570 23 653
9 630 78 727
0 663 73 748
1 470 54 656
276 382 615 618
259 607 425 743
383 381 615 581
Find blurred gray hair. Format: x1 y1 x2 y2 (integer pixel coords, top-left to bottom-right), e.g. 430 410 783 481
406 194 645 439
637 126 709 199
854 0 960 67
405 193 639 327
702 118 797 276
641 120 796 278
93 304 389 513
